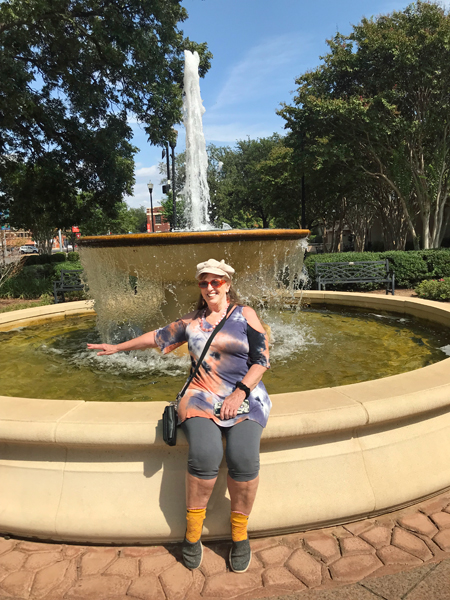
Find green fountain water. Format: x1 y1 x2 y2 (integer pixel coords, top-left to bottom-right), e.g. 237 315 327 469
1 305 449 402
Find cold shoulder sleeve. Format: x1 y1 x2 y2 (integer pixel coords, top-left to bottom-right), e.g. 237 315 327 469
247 324 270 368
155 319 188 354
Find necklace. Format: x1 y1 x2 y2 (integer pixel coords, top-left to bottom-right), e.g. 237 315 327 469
200 303 229 332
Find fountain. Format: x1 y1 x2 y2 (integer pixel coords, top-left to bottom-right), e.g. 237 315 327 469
1 52 450 544
78 50 309 337
183 49 210 230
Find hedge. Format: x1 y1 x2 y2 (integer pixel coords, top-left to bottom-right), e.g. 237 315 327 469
53 260 82 275
304 249 450 290
1 259 83 299
0 266 54 298
21 252 66 266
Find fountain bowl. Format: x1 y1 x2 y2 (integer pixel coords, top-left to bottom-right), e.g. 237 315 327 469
78 229 310 281
1 291 450 544
78 228 310 333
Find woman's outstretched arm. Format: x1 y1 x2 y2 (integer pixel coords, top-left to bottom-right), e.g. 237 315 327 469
87 330 158 355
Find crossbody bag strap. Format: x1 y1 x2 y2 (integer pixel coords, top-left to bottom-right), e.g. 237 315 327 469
176 303 235 401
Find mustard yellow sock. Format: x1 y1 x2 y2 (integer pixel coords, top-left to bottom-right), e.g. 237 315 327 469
230 511 249 542
186 508 206 543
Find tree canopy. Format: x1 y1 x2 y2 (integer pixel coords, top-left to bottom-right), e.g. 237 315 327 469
161 137 304 230
0 0 211 242
280 1 450 249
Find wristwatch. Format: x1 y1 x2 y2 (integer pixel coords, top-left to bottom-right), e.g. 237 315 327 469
235 381 250 399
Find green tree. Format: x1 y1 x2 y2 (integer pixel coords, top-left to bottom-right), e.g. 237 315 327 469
79 204 148 236
160 193 187 230
0 134 135 251
280 1 450 248
221 135 285 228
160 137 308 230
257 144 303 229
0 0 212 234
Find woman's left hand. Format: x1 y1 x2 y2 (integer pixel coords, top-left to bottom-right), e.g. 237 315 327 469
220 389 247 420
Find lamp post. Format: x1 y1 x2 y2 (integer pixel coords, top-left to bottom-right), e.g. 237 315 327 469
169 130 178 230
301 131 306 229
147 181 154 232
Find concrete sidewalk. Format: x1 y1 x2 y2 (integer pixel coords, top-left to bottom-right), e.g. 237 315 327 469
271 559 450 599
1 491 450 600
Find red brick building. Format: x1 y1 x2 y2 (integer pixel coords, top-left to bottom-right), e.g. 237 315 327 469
146 206 170 233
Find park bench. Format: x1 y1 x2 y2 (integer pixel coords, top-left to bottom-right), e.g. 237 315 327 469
315 259 395 295
53 269 85 303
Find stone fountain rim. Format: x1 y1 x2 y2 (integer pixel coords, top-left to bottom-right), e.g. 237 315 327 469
78 228 310 248
1 291 450 447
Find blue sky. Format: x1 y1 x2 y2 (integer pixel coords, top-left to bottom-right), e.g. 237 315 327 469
127 0 450 209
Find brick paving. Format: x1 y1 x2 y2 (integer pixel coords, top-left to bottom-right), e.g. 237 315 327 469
1 492 450 600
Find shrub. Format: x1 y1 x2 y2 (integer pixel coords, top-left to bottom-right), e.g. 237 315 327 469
21 254 52 266
415 278 450 301
21 253 66 266
54 261 82 275
304 251 382 291
379 251 428 287
26 264 55 279
0 270 53 298
0 256 84 299
67 251 80 262
304 249 450 290
421 249 450 279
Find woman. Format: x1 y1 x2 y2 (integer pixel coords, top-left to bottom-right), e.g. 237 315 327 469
87 258 271 573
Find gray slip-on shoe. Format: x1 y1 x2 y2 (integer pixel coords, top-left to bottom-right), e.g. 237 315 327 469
182 538 203 570
229 538 251 573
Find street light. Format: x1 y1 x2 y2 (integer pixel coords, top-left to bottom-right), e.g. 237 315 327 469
169 129 178 230
147 181 154 232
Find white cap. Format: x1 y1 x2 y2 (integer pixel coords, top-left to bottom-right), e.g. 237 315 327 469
195 258 235 280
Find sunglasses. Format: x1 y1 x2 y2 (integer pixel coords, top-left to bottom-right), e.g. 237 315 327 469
198 279 227 289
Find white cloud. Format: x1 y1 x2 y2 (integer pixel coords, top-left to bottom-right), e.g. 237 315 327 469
192 32 311 144
135 165 160 178
126 113 141 125
125 163 164 208
368 0 450 18
125 182 154 209
212 32 312 111
203 121 279 143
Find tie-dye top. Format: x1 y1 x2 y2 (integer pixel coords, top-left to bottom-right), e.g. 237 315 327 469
155 305 271 428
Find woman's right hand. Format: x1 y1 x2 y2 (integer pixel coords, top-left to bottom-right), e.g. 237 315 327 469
86 343 118 356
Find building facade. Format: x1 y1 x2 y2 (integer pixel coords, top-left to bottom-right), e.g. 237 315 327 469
146 207 170 233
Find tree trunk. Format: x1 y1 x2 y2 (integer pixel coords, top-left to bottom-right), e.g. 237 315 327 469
32 225 56 255
438 206 450 247
422 211 431 249
331 220 343 253
346 201 374 253
354 229 366 252
376 189 409 250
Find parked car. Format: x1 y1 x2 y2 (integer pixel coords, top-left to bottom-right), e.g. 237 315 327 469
20 245 39 254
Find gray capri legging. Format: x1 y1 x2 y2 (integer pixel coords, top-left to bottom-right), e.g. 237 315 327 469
181 417 263 482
